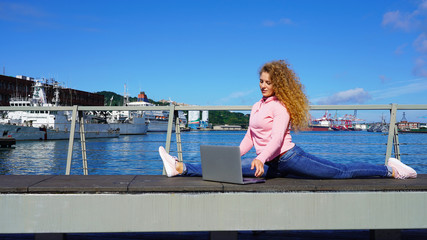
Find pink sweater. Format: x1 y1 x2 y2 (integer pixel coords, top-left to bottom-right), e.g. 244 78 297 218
239 96 295 163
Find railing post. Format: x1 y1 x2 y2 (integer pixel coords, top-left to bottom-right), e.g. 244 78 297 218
163 104 176 175
175 111 183 162
79 110 88 175
165 104 175 153
393 125 401 161
385 103 398 164
66 105 78 175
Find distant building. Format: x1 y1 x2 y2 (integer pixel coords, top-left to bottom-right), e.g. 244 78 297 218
200 110 209 129
158 99 190 106
398 121 419 131
188 110 200 129
397 112 419 131
213 124 242 131
0 75 104 106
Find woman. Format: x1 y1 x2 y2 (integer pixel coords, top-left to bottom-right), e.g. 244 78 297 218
159 60 417 180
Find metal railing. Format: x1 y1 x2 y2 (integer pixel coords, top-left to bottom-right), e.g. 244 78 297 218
0 103 426 175
170 104 426 164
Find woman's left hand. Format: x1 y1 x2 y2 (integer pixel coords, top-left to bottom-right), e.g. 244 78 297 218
251 159 264 177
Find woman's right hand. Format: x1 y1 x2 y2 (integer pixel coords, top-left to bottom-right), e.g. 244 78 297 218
251 159 264 177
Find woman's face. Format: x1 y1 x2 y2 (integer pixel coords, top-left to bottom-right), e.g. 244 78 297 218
259 72 275 98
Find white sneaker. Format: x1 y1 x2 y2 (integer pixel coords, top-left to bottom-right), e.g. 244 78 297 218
387 158 417 179
159 146 179 177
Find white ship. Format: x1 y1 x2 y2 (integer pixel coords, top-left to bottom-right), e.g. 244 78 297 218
106 88 149 135
124 91 186 132
0 80 119 141
107 111 149 135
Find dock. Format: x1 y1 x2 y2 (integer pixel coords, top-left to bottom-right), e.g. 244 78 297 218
0 175 426 240
0 137 15 148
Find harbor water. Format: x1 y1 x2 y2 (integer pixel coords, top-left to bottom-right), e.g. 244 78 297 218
1 131 426 175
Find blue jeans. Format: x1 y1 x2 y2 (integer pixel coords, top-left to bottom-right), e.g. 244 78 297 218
184 145 389 179
185 157 259 177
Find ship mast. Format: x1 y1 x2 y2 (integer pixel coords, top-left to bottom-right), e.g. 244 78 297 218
52 81 60 107
123 84 129 106
401 112 408 122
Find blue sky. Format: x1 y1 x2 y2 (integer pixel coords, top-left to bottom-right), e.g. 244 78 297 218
0 0 426 122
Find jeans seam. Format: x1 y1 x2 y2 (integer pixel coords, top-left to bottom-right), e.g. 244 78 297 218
289 150 345 178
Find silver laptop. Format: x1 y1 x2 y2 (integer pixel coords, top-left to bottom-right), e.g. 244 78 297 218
200 145 265 185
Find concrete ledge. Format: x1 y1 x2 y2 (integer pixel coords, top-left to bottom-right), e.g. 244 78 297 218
1 192 426 234
28 175 136 193
0 175 426 193
0 175 54 193
0 175 426 234
128 175 224 192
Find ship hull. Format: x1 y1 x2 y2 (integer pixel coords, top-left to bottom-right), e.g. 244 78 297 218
398 129 427 133
309 126 331 131
0 124 119 141
302 125 331 131
109 118 148 135
147 119 175 132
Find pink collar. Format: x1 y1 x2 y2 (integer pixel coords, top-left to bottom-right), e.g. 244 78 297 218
261 96 278 103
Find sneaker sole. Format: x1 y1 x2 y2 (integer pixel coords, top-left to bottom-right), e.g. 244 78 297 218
388 158 417 179
159 146 177 177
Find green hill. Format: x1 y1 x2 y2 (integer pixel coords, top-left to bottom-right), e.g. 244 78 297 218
96 91 167 106
96 91 249 127
209 110 249 128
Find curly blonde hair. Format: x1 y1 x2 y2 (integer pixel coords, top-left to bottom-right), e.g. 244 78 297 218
259 60 309 131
